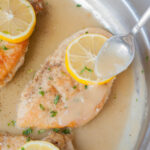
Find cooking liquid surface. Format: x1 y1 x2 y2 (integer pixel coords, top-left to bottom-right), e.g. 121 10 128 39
0 0 137 150
95 40 131 80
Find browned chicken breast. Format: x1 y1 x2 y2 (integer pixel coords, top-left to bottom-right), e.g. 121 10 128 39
0 0 43 88
29 0 43 14
17 28 114 129
0 131 74 150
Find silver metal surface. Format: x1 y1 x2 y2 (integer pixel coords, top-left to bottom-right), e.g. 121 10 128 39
95 6 150 89
97 0 150 150
132 7 150 35
81 0 150 149
95 33 135 80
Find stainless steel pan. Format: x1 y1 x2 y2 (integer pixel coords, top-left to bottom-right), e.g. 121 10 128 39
78 0 150 149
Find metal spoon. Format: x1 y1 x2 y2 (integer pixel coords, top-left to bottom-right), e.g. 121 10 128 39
95 7 150 81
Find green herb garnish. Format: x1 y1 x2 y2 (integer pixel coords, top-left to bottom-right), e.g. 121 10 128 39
8 120 16 127
136 98 138 102
49 77 53 80
146 56 149 62
21 147 25 150
45 2 48 5
26 137 31 142
22 128 33 136
50 111 57 117
113 95 117 99
54 95 60 105
61 71 65 75
28 69 33 73
85 31 88 34
80 66 93 74
2 45 8 50
39 91 45 96
141 70 144 73
17 29 22 31
48 67 51 71
53 128 60 133
62 128 70 134
84 85 88 89
76 4 82 7
73 85 77 89
2 31 9 34
38 129 46 134
39 104 45 110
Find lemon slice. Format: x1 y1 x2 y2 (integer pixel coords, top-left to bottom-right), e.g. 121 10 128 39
65 33 114 85
19 141 59 150
0 0 36 43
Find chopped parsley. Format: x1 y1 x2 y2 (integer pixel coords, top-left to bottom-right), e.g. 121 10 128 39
76 4 82 7
50 111 57 117
38 129 46 134
73 85 77 89
2 31 9 34
53 128 60 133
27 69 33 73
2 45 8 50
45 2 48 5
21 147 25 150
17 29 21 31
146 56 149 62
84 85 88 89
8 120 16 127
113 95 117 99
61 71 65 75
54 95 60 105
49 77 53 80
22 128 33 136
26 137 31 142
48 67 51 71
62 128 70 134
39 104 45 110
80 66 93 74
136 98 138 102
85 31 88 34
39 91 45 96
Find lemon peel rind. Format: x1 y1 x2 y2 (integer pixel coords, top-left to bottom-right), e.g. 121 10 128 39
19 141 59 150
65 35 115 85
0 0 36 43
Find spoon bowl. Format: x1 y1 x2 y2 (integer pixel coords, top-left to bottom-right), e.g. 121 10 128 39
95 34 135 80
95 7 150 80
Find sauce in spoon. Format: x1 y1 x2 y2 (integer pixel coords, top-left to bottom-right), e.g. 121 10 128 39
95 7 150 80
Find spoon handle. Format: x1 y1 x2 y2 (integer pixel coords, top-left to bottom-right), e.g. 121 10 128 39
132 7 150 35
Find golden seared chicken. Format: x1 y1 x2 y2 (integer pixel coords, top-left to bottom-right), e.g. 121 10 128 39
17 28 113 129
0 131 74 150
0 0 43 88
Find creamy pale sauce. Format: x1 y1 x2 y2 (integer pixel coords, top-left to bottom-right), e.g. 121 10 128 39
74 66 134 150
95 40 131 80
58 82 112 126
0 0 147 150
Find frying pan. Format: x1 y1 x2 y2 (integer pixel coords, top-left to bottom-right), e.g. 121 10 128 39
79 0 150 149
